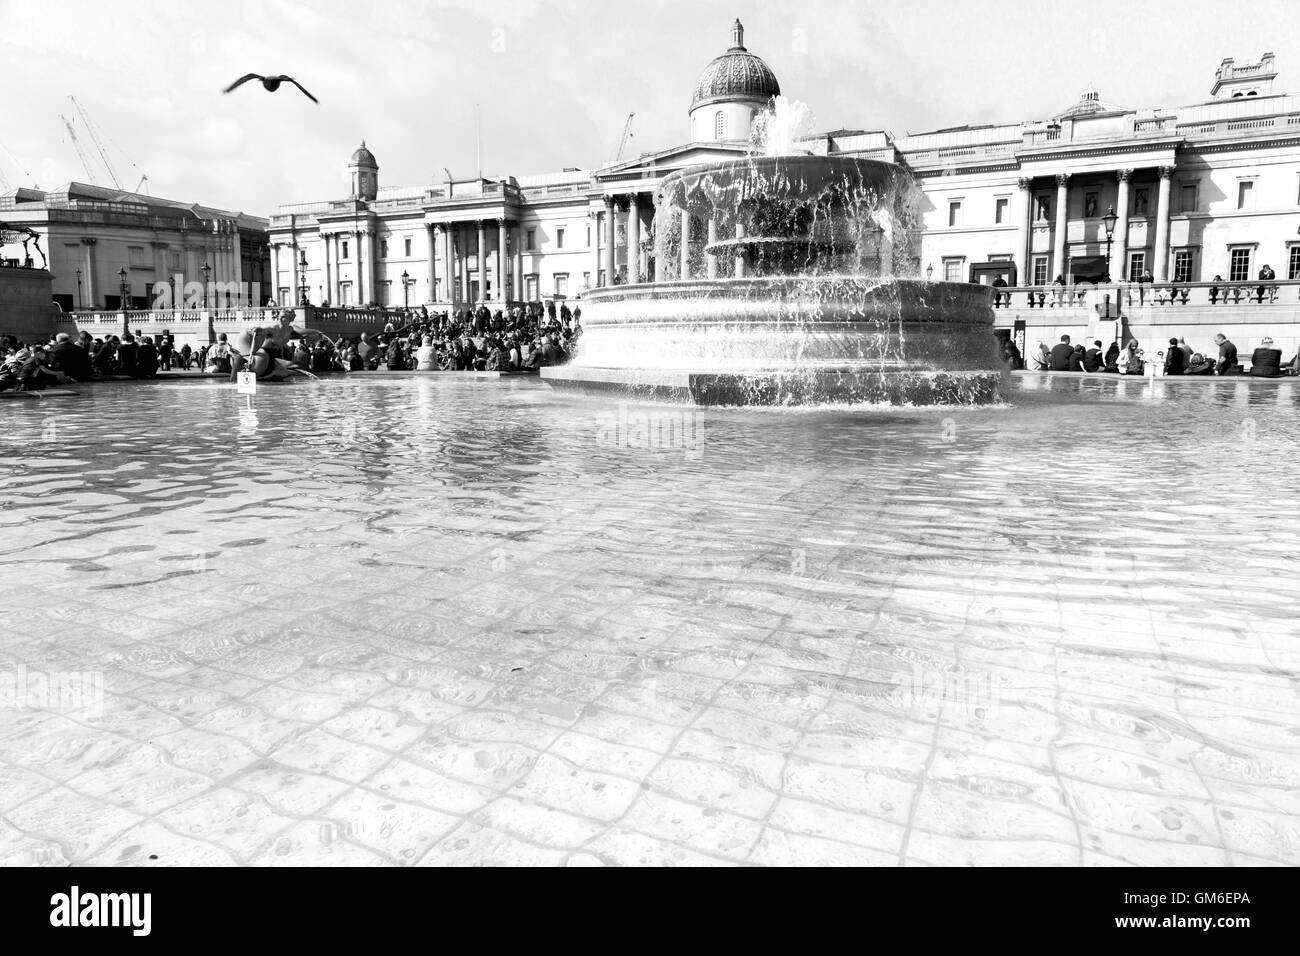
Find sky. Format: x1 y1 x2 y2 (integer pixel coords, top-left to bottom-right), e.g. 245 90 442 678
1 0 1296 216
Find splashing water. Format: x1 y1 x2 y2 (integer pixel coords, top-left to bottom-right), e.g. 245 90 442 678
749 96 816 158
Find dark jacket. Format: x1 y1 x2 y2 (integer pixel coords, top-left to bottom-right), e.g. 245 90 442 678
1083 348 1104 372
50 340 93 381
1048 342 1074 371
1067 350 1085 372
1250 347 1282 377
136 343 159 377
117 341 138 376
1164 348 1186 376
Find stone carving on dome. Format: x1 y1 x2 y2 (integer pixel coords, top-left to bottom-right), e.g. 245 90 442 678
691 52 780 107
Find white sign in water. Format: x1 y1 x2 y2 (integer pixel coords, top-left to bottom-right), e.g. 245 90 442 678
236 371 257 395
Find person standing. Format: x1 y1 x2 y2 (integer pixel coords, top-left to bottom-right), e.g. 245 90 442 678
158 332 174 371
1257 264 1276 303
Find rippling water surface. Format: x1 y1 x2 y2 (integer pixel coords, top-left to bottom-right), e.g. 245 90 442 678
1 374 1297 866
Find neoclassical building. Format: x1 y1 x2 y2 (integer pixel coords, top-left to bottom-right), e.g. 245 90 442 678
0 183 268 311
260 28 1299 317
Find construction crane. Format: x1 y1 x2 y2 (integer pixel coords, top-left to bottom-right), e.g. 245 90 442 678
59 113 101 185
615 113 635 162
1 142 37 189
67 95 150 193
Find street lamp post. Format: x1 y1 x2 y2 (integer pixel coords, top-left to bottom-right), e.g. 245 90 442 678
401 270 410 310
298 250 309 306
201 261 214 344
925 264 934 282
1101 205 1118 280
75 268 82 309
117 267 130 334
1101 204 1120 347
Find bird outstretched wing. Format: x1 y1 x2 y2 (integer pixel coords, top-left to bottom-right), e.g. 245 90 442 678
283 77 319 104
223 74 263 94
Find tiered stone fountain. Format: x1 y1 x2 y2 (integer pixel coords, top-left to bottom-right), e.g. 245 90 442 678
542 99 1003 406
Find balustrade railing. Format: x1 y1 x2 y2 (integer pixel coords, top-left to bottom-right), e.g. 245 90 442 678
989 278 1300 311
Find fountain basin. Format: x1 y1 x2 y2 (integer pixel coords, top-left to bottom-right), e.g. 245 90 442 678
543 277 1005 406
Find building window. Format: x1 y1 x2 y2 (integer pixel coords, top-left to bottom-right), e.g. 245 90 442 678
583 271 591 289
948 201 962 227
525 274 538 300
1035 194 1051 222
1084 191 1099 218
1237 181 1254 210
995 198 1008 225
1173 249 1194 283
1032 255 1049 286
597 269 606 286
942 257 964 283
1133 188 1149 216
341 240 350 259
586 225 592 247
168 252 180 272
128 246 144 266
555 273 568 296
1180 184 1198 214
526 229 536 251
339 281 352 304
404 237 412 257
1229 247 1252 282
556 227 565 250
1288 245 1300 280
380 239 388 258
1128 250 1146 279
714 111 725 139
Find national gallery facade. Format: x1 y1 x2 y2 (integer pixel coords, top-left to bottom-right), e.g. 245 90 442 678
266 23 1300 317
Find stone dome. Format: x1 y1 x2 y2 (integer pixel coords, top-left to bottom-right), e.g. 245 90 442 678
350 141 377 167
690 20 780 110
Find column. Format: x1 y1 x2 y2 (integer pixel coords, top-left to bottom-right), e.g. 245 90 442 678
496 218 508 302
82 238 97 307
290 240 301 305
1013 177 1032 285
269 244 281 304
654 210 668 282
627 193 640 283
602 198 615 286
734 222 746 278
514 231 523 301
441 225 454 304
434 223 444 303
354 232 366 305
460 226 471 303
1153 166 1174 281
1112 169 1132 280
324 235 334 304
706 218 718 279
589 211 601 289
369 229 379 307
680 209 692 280
1052 173 1069 281
475 221 487 301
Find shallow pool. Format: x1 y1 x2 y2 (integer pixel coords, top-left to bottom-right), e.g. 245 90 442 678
1 373 1297 865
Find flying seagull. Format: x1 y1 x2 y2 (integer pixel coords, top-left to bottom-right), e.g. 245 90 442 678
223 74 318 104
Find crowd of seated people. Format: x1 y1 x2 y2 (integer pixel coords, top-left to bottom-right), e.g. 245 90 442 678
1006 331 1300 377
0 301 582 389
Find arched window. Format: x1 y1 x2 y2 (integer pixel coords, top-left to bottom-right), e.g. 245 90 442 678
714 111 725 139
1247 90 1257 96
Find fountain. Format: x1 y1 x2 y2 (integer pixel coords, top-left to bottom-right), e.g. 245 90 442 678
542 95 1004 406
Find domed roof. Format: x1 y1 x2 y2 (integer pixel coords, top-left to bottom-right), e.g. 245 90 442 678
691 20 780 110
350 141 377 167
